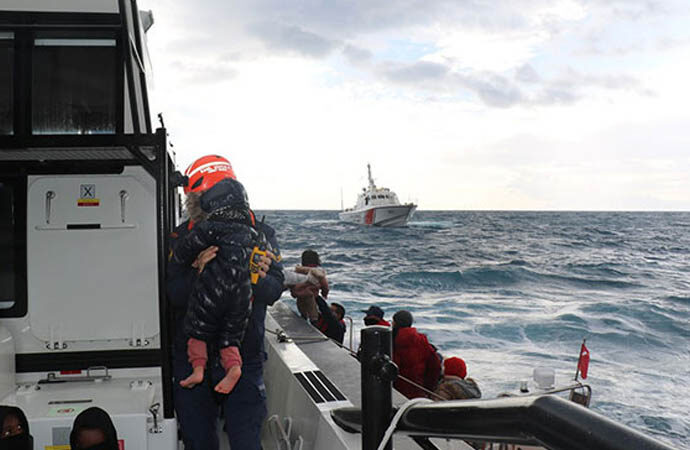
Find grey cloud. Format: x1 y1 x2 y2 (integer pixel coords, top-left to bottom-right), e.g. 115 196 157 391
342 44 373 65
381 61 449 84
464 74 524 108
376 59 648 108
378 60 524 108
556 67 640 90
248 22 340 58
515 64 540 83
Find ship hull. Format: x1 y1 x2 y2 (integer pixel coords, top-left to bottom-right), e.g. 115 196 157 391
339 204 417 227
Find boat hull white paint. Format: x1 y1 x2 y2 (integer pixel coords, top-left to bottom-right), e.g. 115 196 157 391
339 204 417 227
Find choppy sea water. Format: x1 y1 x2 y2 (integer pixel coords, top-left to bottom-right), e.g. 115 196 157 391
258 210 690 448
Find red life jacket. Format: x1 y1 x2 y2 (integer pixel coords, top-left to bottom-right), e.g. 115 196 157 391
393 327 441 399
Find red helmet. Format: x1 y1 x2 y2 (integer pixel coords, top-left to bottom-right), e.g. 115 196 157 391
183 155 236 194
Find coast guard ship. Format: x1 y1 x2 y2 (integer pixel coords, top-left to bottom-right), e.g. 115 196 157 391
339 164 417 227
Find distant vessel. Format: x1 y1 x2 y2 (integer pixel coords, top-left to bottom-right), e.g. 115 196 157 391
339 164 417 227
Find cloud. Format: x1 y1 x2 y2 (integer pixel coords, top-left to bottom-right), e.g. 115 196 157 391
381 61 449 84
342 44 373 65
457 72 524 107
373 57 649 108
515 64 541 83
248 22 340 58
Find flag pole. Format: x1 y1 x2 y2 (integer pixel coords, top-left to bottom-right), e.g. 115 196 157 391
574 338 586 382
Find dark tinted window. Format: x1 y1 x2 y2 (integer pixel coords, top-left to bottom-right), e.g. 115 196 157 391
0 182 16 310
32 40 116 134
0 35 13 135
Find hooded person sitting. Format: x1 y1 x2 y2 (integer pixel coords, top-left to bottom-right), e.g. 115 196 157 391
0 406 32 450
170 172 259 394
362 305 390 326
392 310 441 399
433 357 482 401
69 407 119 450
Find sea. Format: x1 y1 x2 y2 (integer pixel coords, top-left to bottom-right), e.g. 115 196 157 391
258 210 690 449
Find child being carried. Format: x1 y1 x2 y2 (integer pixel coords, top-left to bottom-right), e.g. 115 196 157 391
170 178 258 393
284 250 329 320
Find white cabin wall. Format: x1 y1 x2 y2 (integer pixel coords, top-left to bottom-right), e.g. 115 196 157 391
3 166 161 355
0 326 15 400
0 0 118 13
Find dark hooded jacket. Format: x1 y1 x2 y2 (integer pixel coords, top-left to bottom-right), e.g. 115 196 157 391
69 407 118 450
392 327 442 399
0 406 32 450
170 178 258 349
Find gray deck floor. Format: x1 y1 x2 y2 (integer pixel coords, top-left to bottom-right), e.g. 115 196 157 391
267 300 435 450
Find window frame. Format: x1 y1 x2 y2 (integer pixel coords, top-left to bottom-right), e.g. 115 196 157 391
0 32 14 136
31 36 119 135
0 23 126 137
0 176 27 318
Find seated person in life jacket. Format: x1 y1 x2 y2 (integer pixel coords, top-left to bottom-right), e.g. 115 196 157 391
69 407 119 450
362 305 391 326
170 176 258 394
392 310 442 399
433 357 482 401
0 405 33 450
313 300 346 344
287 249 329 321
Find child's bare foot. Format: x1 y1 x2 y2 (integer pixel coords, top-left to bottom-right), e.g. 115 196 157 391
214 366 242 394
180 366 204 388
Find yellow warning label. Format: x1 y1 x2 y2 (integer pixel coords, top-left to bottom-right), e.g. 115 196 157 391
45 446 70 450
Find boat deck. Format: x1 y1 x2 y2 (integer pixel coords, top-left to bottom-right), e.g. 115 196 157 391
266 301 452 450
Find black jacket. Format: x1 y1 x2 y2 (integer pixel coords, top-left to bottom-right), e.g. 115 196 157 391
170 178 256 349
312 295 346 344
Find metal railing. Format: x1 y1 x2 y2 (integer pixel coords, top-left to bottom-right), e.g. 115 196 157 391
331 327 675 450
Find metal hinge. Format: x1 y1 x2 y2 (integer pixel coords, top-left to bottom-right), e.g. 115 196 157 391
47 325 67 350
130 322 150 347
148 403 162 434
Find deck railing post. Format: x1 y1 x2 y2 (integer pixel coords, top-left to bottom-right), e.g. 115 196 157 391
360 326 398 450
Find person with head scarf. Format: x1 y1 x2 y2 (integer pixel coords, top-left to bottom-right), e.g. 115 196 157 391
69 407 119 450
0 406 32 450
433 357 482 401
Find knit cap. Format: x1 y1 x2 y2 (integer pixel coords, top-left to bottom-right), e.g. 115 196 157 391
444 357 467 379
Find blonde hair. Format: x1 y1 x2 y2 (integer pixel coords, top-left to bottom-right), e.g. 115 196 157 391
185 192 208 223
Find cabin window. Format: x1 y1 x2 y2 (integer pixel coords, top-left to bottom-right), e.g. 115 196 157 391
0 33 13 135
32 38 117 135
0 179 26 317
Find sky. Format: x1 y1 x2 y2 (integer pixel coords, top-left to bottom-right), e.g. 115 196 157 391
140 0 690 211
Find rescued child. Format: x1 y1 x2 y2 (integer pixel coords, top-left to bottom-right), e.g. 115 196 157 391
170 177 258 394
285 250 329 321
433 356 482 401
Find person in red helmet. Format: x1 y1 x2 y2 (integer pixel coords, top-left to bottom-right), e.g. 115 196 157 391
183 154 237 195
167 154 285 450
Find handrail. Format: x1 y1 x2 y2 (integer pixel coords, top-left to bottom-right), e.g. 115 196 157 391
335 327 674 450
343 315 354 351
331 395 674 450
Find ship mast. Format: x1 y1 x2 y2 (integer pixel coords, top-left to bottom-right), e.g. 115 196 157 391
367 163 376 190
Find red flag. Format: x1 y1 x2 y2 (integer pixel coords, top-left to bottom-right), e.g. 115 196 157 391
577 342 590 379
